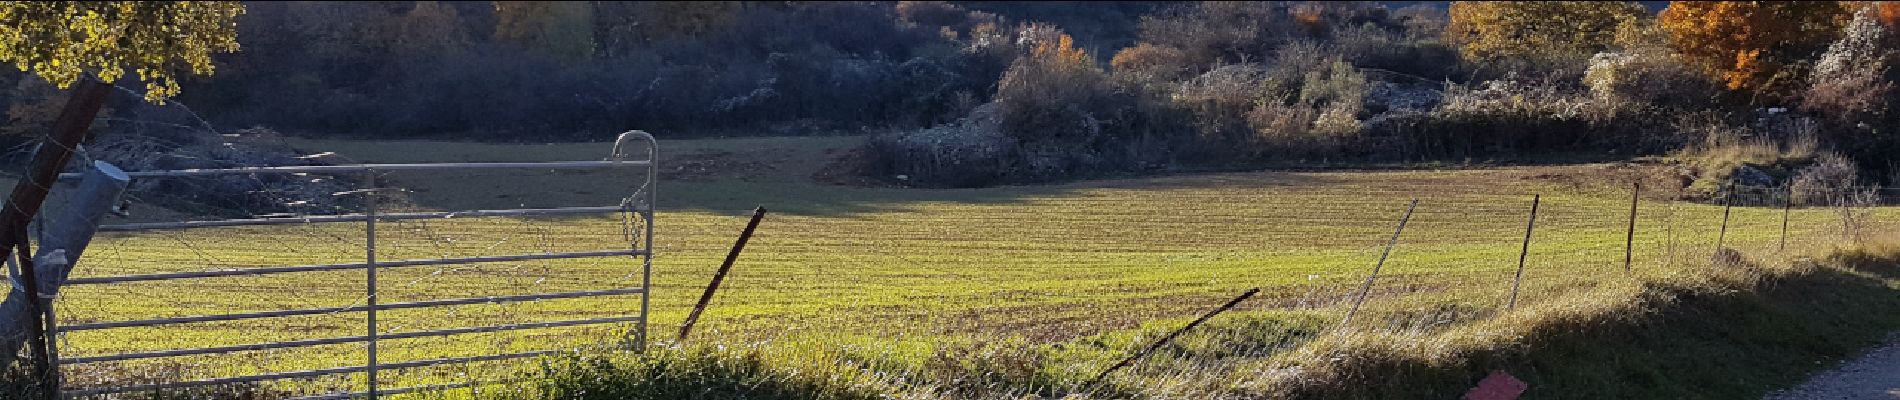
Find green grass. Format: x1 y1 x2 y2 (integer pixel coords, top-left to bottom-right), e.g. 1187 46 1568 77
21 136 1900 398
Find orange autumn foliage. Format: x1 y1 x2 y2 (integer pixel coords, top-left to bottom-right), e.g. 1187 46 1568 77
1660 1 1851 97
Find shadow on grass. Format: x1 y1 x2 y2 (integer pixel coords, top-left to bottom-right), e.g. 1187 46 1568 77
370 167 1351 218
1287 255 1900 400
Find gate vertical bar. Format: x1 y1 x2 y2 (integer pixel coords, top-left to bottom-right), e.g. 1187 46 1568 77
363 170 380 398
630 133 657 352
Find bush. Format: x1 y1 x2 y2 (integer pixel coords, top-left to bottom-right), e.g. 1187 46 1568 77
1791 152 1865 205
1329 23 1462 81
1584 49 1718 109
1171 63 1274 158
1251 58 1367 157
1667 117 1823 198
868 105 1017 188
1371 78 1668 160
1109 43 1192 90
992 26 1134 145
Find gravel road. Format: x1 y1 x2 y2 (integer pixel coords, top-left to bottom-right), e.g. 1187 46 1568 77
1766 336 1900 400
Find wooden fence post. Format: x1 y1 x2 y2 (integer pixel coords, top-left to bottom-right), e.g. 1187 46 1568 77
1507 195 1539 310
678 207 766 343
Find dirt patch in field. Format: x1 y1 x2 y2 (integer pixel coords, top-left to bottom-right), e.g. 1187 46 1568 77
1510 162 1693 198
812 146 906 188
659 149 781 182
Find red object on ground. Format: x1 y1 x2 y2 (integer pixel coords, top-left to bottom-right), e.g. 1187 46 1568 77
1464 370 1528 400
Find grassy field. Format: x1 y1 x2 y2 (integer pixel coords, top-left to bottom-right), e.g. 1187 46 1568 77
27 135 1900 398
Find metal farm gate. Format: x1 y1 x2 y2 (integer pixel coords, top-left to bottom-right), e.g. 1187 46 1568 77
47 131 658 398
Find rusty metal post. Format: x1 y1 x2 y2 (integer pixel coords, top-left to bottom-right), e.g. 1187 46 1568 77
1086 287 1258 390
1625 182 1638 272
1716 185 1733 250
677 207 765 343
1780 184 1792 252
1340 199 1418 327
1507 195 1540 309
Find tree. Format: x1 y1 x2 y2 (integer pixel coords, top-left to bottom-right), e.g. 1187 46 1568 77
1805 8 1894 125
1444 1 1644 61
1660 1 1850 100
494 1 594 62
0 1 243 102
0 0 243 374
594 1 741 58
389 1 471 66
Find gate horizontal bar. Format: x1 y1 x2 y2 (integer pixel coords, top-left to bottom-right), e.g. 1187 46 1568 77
98 205 648 232
66 249 649 285
57 160 652 180
59 288 646 332
63 349 565 396
61 315 642 364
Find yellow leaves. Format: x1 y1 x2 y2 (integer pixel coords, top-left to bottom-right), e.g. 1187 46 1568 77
1446 1 1645 61
1032 34 1090 66
0 1 243 103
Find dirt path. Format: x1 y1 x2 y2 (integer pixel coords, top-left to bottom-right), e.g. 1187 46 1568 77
1766 335 1900 400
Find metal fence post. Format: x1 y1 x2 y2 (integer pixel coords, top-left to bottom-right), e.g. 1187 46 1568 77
1507 194 1540 310
678 207 765 343
1780 184 1792 252
1087 287 1258 389
1625 182 1638 272
1340 199 1417 328
1716 185 1733 250
363 170 380 398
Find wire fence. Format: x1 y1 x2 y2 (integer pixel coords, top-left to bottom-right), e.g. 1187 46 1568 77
13 144 1900 398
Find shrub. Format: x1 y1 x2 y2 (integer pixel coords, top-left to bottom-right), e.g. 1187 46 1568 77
1329 22 1462 80
1372 78 1667 160
1668 117 1822 198
1445 2 1643 62
1109 43 1192 90
1791 152 1865 206
1254 59 1368 157
1804 10 1898 138
1137 1 1292 71
1172 63 1275 157
868 104 1017 188
1584 49 1718 109
992 26 1133 145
